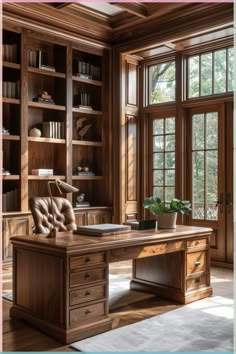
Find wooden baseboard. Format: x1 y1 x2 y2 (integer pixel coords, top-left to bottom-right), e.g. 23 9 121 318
211 261 233 269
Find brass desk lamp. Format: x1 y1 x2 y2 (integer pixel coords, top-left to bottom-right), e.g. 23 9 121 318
47 179 78 238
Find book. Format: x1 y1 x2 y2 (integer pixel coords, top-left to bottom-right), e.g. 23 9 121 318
31 169 53 176
78 171 95 176
33 97 55 104
75 202 91 208
73 223 131 236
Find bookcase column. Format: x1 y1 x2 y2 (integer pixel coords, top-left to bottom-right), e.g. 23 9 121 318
66 43 73 204
21 29 29 212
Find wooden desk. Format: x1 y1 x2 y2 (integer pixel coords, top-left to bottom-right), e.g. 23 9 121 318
10 225 213 344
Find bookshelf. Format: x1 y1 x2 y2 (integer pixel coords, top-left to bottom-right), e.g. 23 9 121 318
2 27 112 261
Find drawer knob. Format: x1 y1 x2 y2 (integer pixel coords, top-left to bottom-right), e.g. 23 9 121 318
84 273 91 279
85 309 91 315
194 261 201 266
195 241 199 245
85 290 91 296
85 257 91 263
194 278 200 283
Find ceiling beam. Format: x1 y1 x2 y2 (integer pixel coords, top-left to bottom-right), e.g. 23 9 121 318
165 42 185 51
53 3 72 10
112 3 149 18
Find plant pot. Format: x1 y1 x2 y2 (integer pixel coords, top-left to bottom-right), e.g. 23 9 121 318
158 212 177 229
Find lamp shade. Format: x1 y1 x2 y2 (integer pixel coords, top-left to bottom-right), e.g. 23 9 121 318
55 179 79 194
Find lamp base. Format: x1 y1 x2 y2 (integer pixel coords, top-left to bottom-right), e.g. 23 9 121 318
46 228 57 238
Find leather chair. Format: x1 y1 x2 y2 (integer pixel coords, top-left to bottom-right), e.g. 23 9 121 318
29 197 76 234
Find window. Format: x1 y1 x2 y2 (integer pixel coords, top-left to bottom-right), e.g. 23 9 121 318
148 61 175 104
152 117 176 203
187 47 234 98
192 112 218 220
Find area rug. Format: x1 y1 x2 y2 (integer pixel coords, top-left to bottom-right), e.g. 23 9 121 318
71 295 233 352
2 274 154 310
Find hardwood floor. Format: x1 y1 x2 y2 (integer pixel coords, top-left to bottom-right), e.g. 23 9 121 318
2 261 233 352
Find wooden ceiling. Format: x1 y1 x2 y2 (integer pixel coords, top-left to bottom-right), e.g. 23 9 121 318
3 2 233 52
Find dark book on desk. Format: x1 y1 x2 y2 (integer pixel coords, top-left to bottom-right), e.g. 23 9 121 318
73 223 131 236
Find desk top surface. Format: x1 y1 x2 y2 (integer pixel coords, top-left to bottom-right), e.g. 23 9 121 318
11 225 212 253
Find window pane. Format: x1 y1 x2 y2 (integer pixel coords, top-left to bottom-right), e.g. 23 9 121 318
165 134 175 151
153 119 164 135
214 49 226 94
192 114 204 150
165 152 175 168
165 187 175 203
149 61 175 104
192 151 205 220
153 153 164 168
228 47 234 92
165 169 175 186
206 150 218 221
153 186 163 200
206 112 218 149
153 170 164 186
153 136 164 152
188 56 199 98
165 117 175 134
201 52 212 96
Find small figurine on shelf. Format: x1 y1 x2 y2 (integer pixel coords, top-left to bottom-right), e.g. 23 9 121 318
29 127 42 137
2 168 11 176
2 127 10 135
76 118 92 140
77 166 95 176
33 91 55 104
75 193 91 208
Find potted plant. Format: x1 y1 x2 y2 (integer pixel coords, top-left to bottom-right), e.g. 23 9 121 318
143 197 191 229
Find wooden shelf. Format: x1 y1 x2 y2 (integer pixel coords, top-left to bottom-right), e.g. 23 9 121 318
72 140 103 147
28 175 65 180
28 101 66 111
72 75 102 86
28 137 66 144
72 175 103 180
28 66 66 78
2 175 20 180
72 107 102 115
2 98 20 104
2 135 20 141
3 61 20 69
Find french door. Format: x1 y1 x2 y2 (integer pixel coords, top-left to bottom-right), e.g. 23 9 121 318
186 104 233 263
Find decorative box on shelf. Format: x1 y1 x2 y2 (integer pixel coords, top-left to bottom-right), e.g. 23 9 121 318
125 220 156 230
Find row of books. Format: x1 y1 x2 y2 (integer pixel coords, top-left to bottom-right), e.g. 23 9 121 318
76 61 101 80
2 189 18 212
79 93 91 107
2 44 18 63
2 81 20 99
28 49 56 72
31 169 53 176
42 121 65 139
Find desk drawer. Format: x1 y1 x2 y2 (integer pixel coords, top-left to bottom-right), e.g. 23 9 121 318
69 301 106 326
70 284 106 306
187 251 206 275
70 253 105 269
187 238 207 249
70 268 106 288
186 273 208 291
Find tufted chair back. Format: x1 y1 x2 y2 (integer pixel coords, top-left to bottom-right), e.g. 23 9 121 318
29 197 76 234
